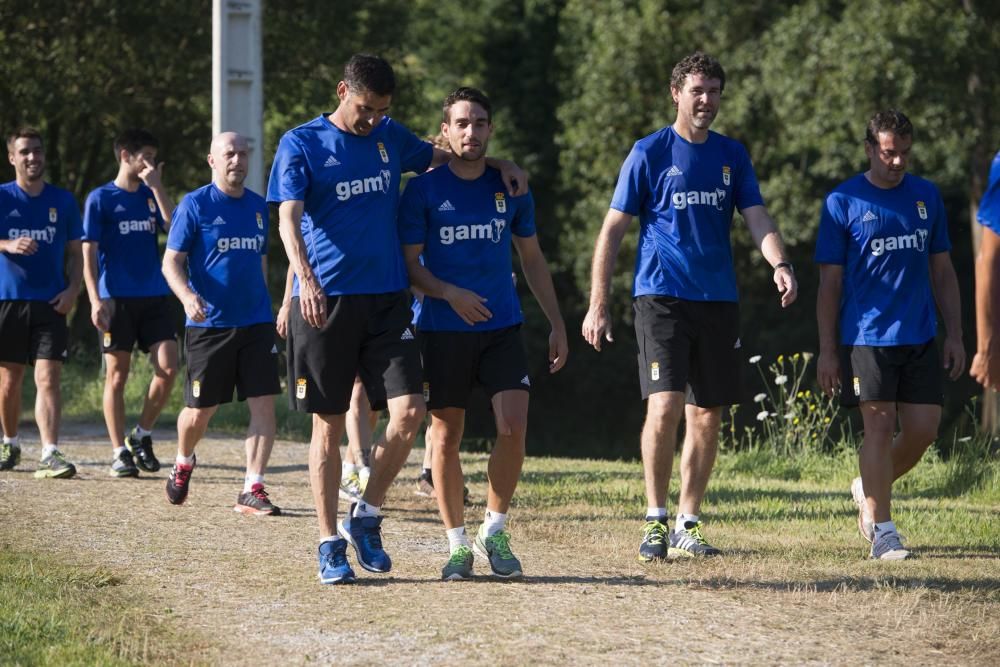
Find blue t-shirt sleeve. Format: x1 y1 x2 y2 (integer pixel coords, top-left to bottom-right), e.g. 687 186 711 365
928 184 951 254
609 144 647 216
815 194 848 265
512 190 537 237
166 196 197 252
734 146 765 211
267 134 310 203
397 180 428 245
977 152 1000 234
81 190 103 242
394 123 434 175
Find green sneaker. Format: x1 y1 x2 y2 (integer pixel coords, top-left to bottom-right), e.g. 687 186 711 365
34 450 76 479
441 545 474 581
472 529 523 578
638 518 669 562
0 442 21 470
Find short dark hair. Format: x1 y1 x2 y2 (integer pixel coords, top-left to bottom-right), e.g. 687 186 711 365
6 126 42 152
114 128 158 159
442 87 493 123
343 53 396 97
670 52 726 93
865 109 913 145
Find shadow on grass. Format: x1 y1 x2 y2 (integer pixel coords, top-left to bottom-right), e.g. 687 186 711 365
689 575 1000 594
345 574 665 587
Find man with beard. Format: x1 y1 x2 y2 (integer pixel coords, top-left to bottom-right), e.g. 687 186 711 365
0 127 83 478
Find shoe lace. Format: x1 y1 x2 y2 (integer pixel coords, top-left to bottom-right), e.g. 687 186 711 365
251 486 271 502
173 465 192 486
447 546 472 565
324 542 349 568
685 521 710 546
50 450 69 466
489 531 515 560
363 521 384 550
642 520 667 545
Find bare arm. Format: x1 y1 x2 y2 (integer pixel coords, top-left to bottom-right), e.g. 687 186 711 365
162 248 206 323
972 226 1000 388
82 241 110 330
138 158 176 228
816 263 843 396
276 265 294 340
741 204 797 308
277 200 326 328
49 240 83 315
514 234 568 373
402 244 492 326
929 251 966 380
581 208 633 351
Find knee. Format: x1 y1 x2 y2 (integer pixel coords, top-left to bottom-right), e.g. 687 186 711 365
156 363 178 384
392 403 426 442
496 410 528 440
646 395 683 430
107 369 129 394
862 417 896 445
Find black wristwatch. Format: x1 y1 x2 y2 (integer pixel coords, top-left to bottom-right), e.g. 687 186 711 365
774 262 794 273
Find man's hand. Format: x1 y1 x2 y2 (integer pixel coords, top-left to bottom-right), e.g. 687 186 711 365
444 285 492 326
299 278 327 329
49 287 77 316
582 305 613 351
817 350 840 397
3 237 38 255
276 301 291 339
138 157 165 189
182 292 208 323
90 298 112 331
548 326 569 373
493 158 529 197
971 349 1000 390
942 334 966 381
774 265 798 308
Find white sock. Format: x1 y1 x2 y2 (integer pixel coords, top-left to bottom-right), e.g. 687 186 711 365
3 435 18 446
482 510 507 537
342 461 357 478
320 535 343 544
676 513 699 532
873 520 897 537
646 507 667 520
114 446 127 457
353 501 381 518
244 473 264 493
176 453 195 466
446 526 470 553
358 466 371 483
133 425 152 437
41 443 58 459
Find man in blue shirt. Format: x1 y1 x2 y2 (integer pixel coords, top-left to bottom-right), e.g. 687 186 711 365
971 150 1000 389
582 53 798 562
269 54 526 585
816 110 965 560
82 129 178 478
400 87 567 580
162 132 281 516
0 127 83 479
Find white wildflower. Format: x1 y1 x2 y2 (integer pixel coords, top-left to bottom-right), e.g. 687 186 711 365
784 412 795 420
756 410 769 421
753 393 767 403
749 355 762 364
957 436 973 443
774 375 788 385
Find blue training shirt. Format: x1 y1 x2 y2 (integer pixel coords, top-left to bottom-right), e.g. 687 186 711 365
82 182 170 299
977 150 1000 234
166 184 272 328
0 181 82 301
398 165 535 332
266 114 433 297
610 126 764 302
815 173 951 346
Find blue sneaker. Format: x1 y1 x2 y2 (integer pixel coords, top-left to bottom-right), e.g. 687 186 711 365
317 539 355 584
337 503 392 573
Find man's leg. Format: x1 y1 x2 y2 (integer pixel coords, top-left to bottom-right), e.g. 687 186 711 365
641 391 686 509
890 403 941 481
137 339 178 431
363 393 426 507
0 362 26 470
431 408 467 529
166 405 216 505
858 401 897 524
676 404 723 516
485 390 529 513
34 359 62 448
103 351 131 450
233 395 279 515
312 412 346 538
341 376 371 500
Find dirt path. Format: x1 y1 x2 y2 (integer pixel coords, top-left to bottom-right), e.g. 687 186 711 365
2 425 998 665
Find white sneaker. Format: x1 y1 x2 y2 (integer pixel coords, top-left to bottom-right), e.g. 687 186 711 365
871 529 911 560
851 477 874 543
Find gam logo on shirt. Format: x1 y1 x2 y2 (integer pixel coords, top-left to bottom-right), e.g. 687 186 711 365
870 229 928 256
118 219 156 235
671 189 727 212
217 235 264 253
334 170 392 202
8 226 56 243
440 218 506 245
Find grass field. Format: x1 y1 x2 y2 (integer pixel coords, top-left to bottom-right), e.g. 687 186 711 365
2 422 997 665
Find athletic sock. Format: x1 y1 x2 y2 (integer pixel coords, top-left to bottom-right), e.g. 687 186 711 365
358 466 371 484
676 513 699 532
342 462 358 479
41 443 58 459
353 501 381 518
482 510 507 537
133 425 152 438
176 453 195 467
646 507 668 521
446 526 470 553
873 520 898 537
320 535 343 545
244 473 264 493
3 435 19 447
114 446 127 457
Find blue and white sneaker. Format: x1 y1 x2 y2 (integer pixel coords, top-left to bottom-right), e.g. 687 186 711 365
318 539 356 584
338 503 392 573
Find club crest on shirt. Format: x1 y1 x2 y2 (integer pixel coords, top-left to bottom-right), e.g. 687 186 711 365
853 376 861 397
192 380 201 398
296 377 307 399
495 192 506 213
256 212 264 229
916 200 927 220
147 198 156 213
48 207 57 223
722 165 731 186
651 361 660 381
423 382 430 402
103 332 112 348
376 141 389 163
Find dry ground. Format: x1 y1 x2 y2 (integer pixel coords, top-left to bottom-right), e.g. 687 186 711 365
2 424 998 666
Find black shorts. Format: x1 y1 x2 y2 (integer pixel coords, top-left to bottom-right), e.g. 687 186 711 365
183 322 280 408
101 295 176 353
287 291 423 415
840 341 943 407
0 300 68 365
421 325 530 410
633 295 744 407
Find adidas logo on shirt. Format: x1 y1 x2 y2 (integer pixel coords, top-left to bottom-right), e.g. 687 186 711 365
114 204 127 213
7 209 21 218
521 375 531 386
438 200 455 211
666 165 684 177
401 328 415 341
862 210 878 222
324 154 341 167
212 216 226 225
270 345 278 353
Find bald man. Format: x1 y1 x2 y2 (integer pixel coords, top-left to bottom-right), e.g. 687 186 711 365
161 132 282 515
